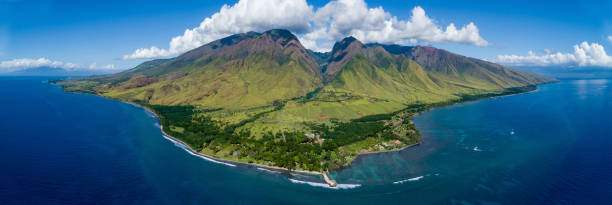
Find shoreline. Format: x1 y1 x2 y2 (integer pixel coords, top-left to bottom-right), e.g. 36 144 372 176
62 90 337 185
124 101 323 176
133 102 345 186
125 100 415 187
56 82 555 187
119 98 431 187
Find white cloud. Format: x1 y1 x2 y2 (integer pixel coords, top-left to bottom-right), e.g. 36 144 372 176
122 46 175 60
122 0 314 59
608 35 612 42
123 0 489 59
497 42 612 68
102 64 115 70
0 58 118 73
89 63 117 70
306 2 489 48
0 58 77 73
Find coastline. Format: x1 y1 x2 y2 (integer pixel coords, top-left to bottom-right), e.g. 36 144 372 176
128 101 345 186
62 90 337 185
125 101 323 175
56 82 555 187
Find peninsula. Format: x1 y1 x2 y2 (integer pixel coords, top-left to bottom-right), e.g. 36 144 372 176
56 29 555 187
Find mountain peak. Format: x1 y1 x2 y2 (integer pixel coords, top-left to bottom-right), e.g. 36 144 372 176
261 29 301 48
324 36 365 81
341 36 358 43
173 29 310 66
263 29 298 41
331 36 363 53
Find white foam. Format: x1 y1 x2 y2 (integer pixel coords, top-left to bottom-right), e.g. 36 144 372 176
257 167 281 174
289 179 361 189
473 146 482 152
153 122 161 128
393 176 424 184
161 134 236 167
290 173 309 178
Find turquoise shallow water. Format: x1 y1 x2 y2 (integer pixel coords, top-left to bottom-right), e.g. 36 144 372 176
1 76 611 204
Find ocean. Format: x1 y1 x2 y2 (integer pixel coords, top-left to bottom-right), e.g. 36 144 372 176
0 76 610 204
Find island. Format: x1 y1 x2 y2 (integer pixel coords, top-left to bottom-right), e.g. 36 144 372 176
56 29 555 187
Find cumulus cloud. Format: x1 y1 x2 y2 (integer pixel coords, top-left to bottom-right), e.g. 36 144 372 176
122 0 314 59
608 35 612 42
0 58 117 73
122 46 173 60
497 42 612 67
123 0 489 59
89 63 116 70
305 2 489 48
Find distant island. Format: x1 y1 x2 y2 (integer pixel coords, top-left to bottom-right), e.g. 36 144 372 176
56 29 555 187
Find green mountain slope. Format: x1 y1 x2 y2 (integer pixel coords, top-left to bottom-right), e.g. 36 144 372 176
58 29 556 176
323 38 554 104
70 29 322 108
376 44 551 89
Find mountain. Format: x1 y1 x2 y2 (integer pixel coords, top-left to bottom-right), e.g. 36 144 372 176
57 29 556 175
321 37 553 104
380 44 551 87
62 30 553 108
83 29 322 108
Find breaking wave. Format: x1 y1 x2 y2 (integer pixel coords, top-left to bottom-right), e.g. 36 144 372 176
257 167 281 174
161 134 236 167
289 179 361 189
393 176 424 184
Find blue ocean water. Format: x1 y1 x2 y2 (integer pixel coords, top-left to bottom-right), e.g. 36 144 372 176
0 76 611 204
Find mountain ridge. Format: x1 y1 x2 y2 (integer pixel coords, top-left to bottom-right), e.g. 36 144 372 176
81 29 323 108
77 30 553 102
57 29 556 181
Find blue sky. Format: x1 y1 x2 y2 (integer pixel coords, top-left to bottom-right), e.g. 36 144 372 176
1 0 611 72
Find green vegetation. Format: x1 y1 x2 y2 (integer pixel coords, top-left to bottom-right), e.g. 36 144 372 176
56 29 555 174
126 85 534 172
134 93 422 172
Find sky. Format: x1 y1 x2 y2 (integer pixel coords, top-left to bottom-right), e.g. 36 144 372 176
1 0 611 73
